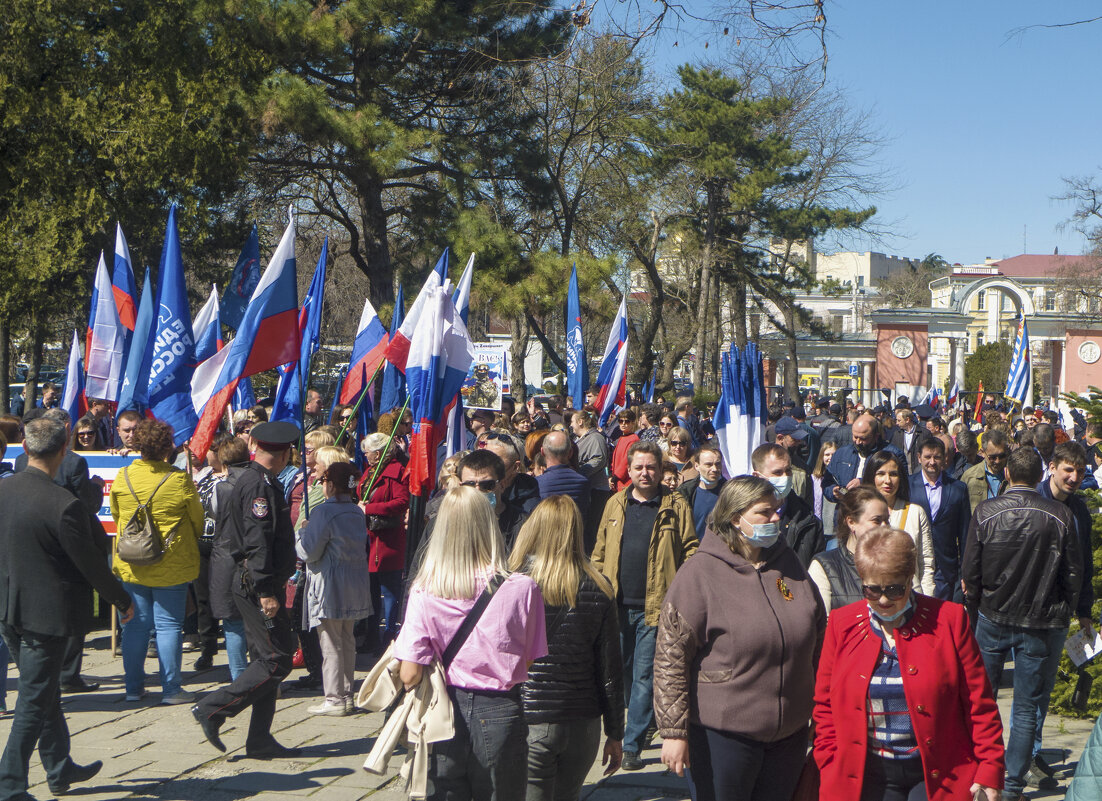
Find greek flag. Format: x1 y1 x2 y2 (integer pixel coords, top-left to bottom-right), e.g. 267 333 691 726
1004 316 1031 406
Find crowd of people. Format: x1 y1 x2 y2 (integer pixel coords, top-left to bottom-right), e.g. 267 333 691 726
0 383 1101 801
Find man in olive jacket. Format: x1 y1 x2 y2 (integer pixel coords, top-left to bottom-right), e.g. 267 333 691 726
591 439 697 771
0 418 134 799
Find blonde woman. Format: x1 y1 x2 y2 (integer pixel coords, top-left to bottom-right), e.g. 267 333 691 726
509 496 624 800
861 451 936 596
395 487 548 801
290 429 336 526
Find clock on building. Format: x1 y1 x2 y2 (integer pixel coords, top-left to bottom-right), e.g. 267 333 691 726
1079 340 1101 365
890 335 914 360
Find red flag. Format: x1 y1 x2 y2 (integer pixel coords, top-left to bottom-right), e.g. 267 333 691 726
973 381 984 423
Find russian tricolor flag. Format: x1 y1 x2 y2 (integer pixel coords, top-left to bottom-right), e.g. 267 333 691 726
192 285 223 363
339 299 389 405
85 252 127 402
593 297 628 427
406 282 474 496
61 330 87 426
384 249 449 373
947 380 960 408
113 224 138 333
190 209 300 458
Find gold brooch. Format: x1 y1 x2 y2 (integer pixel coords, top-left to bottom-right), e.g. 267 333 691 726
777 577 794 601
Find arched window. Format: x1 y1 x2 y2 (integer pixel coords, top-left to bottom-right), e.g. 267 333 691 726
976 330 985 349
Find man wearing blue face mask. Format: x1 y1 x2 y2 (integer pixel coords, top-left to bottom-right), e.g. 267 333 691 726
752 443 825 569
679 445 726 540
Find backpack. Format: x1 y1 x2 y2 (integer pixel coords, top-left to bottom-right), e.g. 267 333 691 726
116 466 178 566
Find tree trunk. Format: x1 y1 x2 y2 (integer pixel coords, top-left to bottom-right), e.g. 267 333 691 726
707 273 720 392
733 279 748 350
783 304 800 401
353 179 395 309
691 189 719 391
24 317 43 412
0 316 8 414
509 315 530 405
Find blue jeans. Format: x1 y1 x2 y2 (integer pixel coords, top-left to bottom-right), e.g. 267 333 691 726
430 687 527 800
120 582 188 697
372 570 404 643
223 618 248 682
1007 624 1069 759
974 615 1066 796
620 605 657 755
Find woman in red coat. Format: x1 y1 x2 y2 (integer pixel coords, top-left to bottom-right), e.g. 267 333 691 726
359 432 410 645
609 409 640 491
813 527 1004 801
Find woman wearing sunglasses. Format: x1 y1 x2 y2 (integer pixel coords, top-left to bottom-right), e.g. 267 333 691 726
71 414 105 451
814 527 1003 801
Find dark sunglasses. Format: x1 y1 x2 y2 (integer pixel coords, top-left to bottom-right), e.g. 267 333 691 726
461 479 498 492
862 584 907 601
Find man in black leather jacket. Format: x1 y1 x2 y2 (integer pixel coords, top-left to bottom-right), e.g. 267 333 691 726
962 446 1082 801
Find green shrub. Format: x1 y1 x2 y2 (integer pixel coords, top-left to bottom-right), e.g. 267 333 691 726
1051 489 1102 718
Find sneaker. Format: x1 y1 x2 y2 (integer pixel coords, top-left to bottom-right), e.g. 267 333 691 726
621 751 644 771
161 690 197 706
125 691 147 702
307 700 350 717
146 641 158 659
181 640 200 653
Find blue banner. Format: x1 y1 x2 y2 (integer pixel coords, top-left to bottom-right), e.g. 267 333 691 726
117 267 154 414
221 224 261 331
148 205 198 445
566 263 588 409
272 238 329 423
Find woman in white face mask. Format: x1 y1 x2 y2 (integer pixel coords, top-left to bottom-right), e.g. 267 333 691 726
653 476 826 801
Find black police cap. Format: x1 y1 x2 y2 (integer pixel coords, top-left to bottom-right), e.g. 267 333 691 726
249 421 301 447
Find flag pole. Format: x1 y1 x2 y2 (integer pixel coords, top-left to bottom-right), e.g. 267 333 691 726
298 351 312 520
335 360 386 446
358 393 410 500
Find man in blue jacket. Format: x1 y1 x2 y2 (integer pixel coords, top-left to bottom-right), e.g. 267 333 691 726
909 436 970 601
822 413 905 503
535 430 590 519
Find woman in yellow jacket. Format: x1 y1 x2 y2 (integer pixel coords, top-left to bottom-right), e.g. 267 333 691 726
110 419 202 705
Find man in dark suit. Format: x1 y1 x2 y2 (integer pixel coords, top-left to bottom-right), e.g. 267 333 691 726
909 436 970 601
890 407 930 473
15 408 109 694
0 417 133 800
822 413 906 503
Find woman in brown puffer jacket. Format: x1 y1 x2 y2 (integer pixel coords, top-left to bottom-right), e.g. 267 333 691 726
653 475 825 801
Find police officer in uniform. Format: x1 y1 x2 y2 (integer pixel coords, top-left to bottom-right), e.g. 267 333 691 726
192 421 301 758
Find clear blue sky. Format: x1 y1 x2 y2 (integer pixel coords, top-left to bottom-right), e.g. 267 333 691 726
597 1 1101 265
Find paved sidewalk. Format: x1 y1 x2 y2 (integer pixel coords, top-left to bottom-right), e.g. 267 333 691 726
0 629 1094 800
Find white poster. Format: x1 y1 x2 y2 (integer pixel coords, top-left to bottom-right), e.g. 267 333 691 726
461 343 508 410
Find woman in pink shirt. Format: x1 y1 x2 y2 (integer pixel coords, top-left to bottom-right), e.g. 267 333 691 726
395 486 548 801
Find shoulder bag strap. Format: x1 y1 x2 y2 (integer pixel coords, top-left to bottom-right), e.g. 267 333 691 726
441 574 504 670
897 502 909 532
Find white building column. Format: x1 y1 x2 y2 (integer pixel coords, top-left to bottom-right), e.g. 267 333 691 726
952 337 966 388
819 360 830 394
987 293 999 344
862 361 874 408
